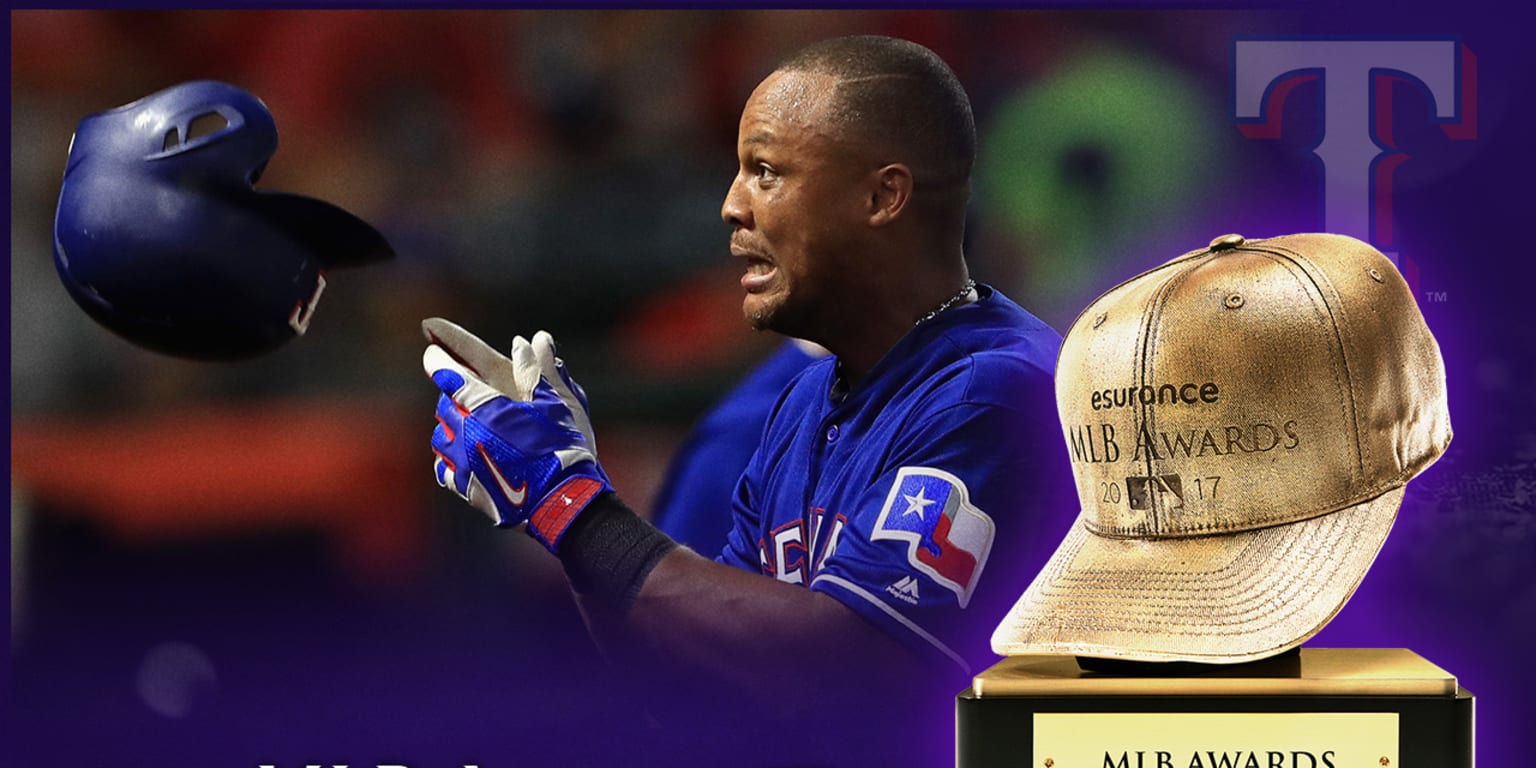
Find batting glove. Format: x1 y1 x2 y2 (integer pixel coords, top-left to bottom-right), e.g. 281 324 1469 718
422 318 612 552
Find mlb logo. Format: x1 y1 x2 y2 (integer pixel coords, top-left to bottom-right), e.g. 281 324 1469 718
873 467 995 608
1126 474 1184 511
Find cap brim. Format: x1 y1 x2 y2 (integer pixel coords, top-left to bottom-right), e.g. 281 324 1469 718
990 486 1404 664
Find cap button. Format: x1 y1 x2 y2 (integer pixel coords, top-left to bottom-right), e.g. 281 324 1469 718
1209 233 1246 251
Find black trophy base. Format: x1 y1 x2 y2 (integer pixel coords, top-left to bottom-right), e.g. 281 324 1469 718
956 648 1473 768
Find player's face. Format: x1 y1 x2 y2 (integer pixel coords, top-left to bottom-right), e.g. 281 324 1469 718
722 70 871 338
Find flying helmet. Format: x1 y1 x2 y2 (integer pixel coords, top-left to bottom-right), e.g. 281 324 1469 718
53 80 393 359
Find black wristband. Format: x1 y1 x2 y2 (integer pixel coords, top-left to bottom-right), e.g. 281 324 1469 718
556 493 678 613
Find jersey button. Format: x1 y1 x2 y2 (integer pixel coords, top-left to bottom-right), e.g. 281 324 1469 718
825 425 840 443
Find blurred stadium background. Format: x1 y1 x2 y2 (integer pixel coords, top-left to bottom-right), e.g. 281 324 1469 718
8 8 1530 767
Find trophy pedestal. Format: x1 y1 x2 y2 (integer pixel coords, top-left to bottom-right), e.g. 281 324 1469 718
956 648 1472 768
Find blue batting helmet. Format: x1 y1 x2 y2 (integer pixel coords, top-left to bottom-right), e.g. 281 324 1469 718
52 80 393 360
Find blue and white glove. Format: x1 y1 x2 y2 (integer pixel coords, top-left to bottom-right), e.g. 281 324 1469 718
422 318 611 552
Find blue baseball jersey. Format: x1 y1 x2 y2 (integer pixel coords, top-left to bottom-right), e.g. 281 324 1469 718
719 285 1077 672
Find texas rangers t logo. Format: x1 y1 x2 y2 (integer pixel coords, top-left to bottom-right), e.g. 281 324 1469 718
872 467 995 608
1233 38 1476 290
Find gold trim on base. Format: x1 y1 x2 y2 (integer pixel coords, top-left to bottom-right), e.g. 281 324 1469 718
973 648 1455 697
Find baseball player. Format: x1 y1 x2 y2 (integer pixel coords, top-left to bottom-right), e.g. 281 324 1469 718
423 35 1072 765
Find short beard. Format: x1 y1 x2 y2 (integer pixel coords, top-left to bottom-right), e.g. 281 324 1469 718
743 295 783 333
745 307 773 332
743 283 823 339
745 302 816 342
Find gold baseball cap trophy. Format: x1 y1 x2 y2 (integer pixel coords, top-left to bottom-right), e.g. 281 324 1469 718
958 234 1473 768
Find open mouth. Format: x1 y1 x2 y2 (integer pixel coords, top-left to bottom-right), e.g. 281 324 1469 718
740 258 778 292
733 245 777 292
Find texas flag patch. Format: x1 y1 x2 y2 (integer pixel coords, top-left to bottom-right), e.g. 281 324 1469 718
872 467 995 608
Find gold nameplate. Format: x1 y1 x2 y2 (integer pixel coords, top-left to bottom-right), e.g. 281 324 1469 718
1033 712 1398 768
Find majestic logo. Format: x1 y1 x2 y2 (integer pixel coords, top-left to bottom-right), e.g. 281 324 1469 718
887 575 922 605
1233 39 1477 290
872 467 994 608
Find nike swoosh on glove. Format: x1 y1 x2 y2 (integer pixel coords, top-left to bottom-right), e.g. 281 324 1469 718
423 320 612 552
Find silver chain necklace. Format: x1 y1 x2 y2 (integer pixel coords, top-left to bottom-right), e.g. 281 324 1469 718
915 279 977 326
831 278 978 402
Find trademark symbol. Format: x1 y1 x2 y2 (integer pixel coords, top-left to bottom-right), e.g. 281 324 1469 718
1423 290 1449 303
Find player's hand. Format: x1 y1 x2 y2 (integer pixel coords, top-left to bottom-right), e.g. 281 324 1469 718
528 329 600 457
422 319 612 552
424 317 603 467
430 316 602 448
422 317 539 399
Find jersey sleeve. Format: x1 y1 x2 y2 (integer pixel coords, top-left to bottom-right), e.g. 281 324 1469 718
808 399 1076 672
